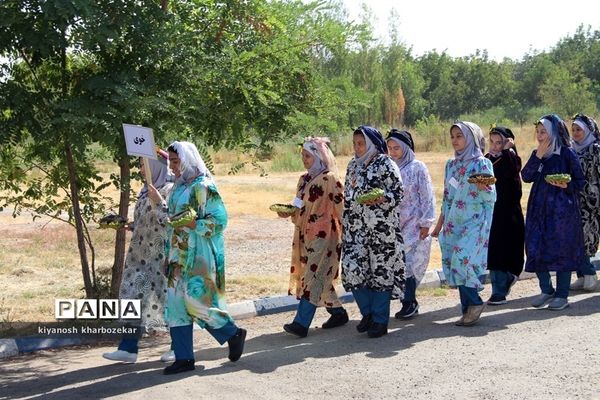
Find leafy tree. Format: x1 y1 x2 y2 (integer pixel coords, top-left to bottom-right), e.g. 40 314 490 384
0 0 359 297
539 65 597 117
0 0 190 297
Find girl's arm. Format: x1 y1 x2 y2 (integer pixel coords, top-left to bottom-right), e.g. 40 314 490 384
566 148 586 194
189 182 227 237
417 165 436 239
378 157 404 208
521 151 543 183
430 214 444 238
474 158 496 203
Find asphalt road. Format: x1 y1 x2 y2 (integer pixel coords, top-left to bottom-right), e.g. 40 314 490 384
1 279 599 400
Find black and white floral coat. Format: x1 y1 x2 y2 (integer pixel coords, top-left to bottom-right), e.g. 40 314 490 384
577 142 600 256
342 153 406 298
119 183 172 333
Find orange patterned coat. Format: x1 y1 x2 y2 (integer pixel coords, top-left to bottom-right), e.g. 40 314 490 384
288 171 344 307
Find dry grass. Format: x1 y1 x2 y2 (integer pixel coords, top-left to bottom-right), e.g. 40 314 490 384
0 213 121 332
225 274 290 302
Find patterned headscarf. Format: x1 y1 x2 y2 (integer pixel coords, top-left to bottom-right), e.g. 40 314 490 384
386 129 415 170
354 126 387 167
302 136 338 178
571 113 599 155
167 141 210 184
536 114 570 159
451 121 485 161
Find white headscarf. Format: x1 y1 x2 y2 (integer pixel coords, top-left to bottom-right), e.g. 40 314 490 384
452 121 484 162
355 133 377 167
387 137 415 170
571 120 597 155
168 141 210 184
538 118 561 159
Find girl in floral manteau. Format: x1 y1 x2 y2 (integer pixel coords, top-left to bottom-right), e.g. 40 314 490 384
569 114 600 292
151 141 246 375
431 121 496 326
279 136 349 338
386 129 435 320
342 126 405 338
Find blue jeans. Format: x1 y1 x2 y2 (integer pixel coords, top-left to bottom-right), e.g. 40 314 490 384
490 270 515 297
576 256 597 277
118 337 139 354
402 277 417 304
118 336 174 354
352 287 392 325
117 326 144 353
293 298 345 328
170 321 238 361
458 286 483 314
537 271 571 299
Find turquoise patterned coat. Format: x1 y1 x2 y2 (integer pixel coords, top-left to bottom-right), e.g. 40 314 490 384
164 175 232 329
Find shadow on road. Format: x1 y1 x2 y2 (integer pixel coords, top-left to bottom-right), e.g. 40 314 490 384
1 292 598 399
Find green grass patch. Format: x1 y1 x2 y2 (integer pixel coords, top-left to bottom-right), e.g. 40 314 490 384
270 148 304 172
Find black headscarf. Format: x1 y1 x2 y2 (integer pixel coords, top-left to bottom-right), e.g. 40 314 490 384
387 129 415 152
489 125 518 155
355 126 387 154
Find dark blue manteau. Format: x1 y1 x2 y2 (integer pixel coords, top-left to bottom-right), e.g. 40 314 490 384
521 147 586 272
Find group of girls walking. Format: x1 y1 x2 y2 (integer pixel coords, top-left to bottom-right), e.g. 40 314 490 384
281 112 600 333
280 127 434 339
102 112 599 375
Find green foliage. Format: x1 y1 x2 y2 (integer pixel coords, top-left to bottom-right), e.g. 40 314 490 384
414 114 449 152
459 107 514 129
270 144 304 172
539 66 597 117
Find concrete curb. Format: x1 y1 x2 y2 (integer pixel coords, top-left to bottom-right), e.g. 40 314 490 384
2 254 599 359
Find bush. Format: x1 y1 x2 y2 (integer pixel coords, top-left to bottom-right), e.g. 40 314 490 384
413 115 449 152
270 144 304 172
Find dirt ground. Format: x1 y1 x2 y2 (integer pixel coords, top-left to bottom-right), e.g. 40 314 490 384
1 278 600 400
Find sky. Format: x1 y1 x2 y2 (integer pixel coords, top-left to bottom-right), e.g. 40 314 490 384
341 0 600 60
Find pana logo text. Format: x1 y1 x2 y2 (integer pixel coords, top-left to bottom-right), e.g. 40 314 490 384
55 299 142 320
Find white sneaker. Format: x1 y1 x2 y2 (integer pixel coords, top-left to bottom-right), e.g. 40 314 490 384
160 350 175 362
102 350 137 363
570 277 585 290
583 275 598 291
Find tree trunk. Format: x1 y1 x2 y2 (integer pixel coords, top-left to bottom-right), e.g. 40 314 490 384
110 159 131 297
65 142 94 298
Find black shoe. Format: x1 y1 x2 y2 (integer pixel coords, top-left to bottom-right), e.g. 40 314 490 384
322 309 349 329
367 322 388 338
227 328 247 362
163 359 195 375
283 321 308 338
356 314 373 333
395 301 419 319
506 274 518 296
487 294 507 305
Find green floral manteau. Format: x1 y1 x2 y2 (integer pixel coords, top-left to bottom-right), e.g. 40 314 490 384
164 175 232 330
